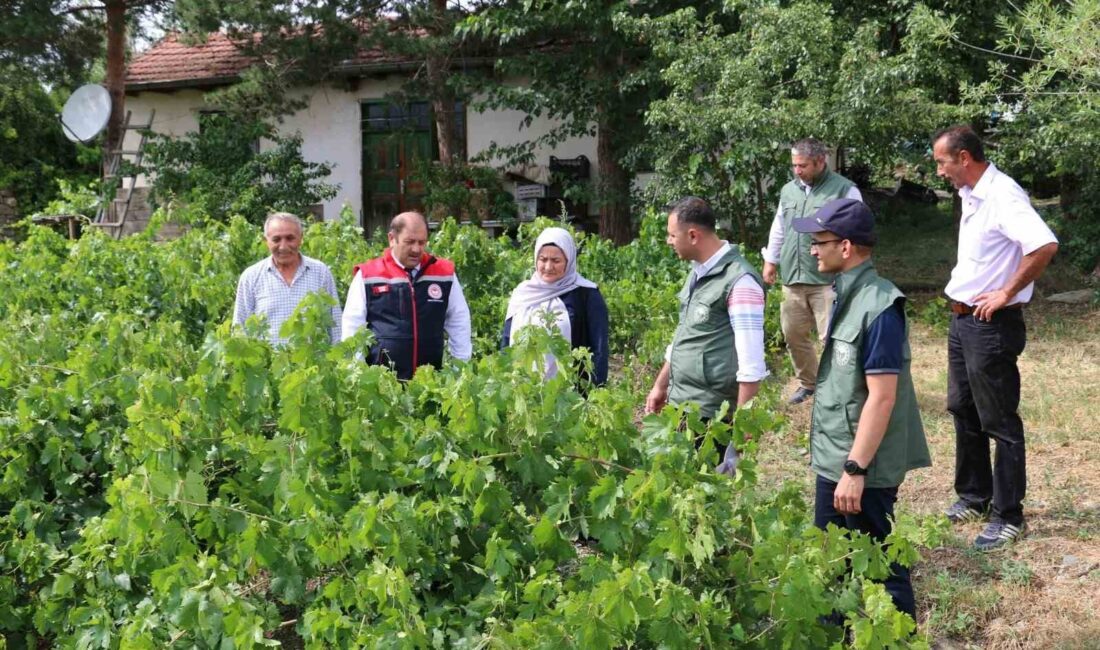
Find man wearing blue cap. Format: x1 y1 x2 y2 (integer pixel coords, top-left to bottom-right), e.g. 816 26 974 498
793 198 931 620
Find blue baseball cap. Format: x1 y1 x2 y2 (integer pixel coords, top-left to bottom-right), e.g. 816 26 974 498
792 198 877 246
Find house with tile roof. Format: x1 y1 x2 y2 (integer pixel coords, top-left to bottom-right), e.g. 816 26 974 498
121 32 599 234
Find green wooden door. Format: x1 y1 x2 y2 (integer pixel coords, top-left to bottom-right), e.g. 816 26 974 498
361 102 434 236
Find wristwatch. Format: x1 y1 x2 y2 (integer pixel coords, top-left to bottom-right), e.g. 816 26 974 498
843 459 868 476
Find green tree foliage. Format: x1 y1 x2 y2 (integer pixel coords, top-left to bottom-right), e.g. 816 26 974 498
632 0 971 247
460 0 719 244
0 71 98 214
0 1 175 178
140 114 338 227
173 0 485 163
921 0 1100 273
0 1 105 86
0 213 939 647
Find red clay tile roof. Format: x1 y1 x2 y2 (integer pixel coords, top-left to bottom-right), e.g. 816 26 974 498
126 32 258 90
125 28 465 91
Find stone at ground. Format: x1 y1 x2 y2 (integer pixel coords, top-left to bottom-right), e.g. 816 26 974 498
1045 289 1094 304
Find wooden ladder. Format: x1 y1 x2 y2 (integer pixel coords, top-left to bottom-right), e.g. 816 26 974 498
89 109 155 239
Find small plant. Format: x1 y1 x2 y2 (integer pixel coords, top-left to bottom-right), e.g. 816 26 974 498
36 178 100 218
924 570 1001 639
998 558 1034 587
415 160 517 224
909 295 950 335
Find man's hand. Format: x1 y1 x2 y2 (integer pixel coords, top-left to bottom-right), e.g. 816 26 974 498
834 473 865 515
645 385 668 415
973 288 1013 321
762 261 778 286
646 362 672 415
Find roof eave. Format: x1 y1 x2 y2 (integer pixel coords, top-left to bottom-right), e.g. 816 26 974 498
332 56 495 76
125 75 242 92
123 56 494 92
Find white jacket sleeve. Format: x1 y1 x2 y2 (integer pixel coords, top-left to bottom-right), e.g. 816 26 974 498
341 270 367 342
444 275 473 360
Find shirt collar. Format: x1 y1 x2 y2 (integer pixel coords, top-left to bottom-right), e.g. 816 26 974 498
693 241 731 277
390 249 421 272
961 162 997 202
266 253 307 272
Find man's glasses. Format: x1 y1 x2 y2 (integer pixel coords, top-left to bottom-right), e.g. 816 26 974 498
809 238 845 250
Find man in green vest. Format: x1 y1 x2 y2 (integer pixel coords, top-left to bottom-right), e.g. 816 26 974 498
792 198 931 620
762 138 863 405
645 197 768 469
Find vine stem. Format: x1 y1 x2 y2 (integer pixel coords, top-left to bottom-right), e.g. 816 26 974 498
564 454 636 474
474 452 519 461
27 363 74 374
146 493 289 527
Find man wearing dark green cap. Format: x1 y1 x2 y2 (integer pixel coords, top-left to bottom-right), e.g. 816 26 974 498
793 198 931 620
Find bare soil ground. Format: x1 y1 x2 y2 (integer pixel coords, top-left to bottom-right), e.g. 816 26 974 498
757 299 1100 649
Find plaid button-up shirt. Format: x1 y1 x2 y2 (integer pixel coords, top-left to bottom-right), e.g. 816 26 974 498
233 254 342 344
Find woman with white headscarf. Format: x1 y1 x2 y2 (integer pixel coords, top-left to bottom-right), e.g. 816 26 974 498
502 227 610 385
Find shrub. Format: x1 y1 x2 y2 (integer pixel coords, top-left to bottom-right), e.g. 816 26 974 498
140 114 338 226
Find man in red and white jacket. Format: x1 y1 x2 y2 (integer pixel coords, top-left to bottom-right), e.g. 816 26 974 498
342 212 472 379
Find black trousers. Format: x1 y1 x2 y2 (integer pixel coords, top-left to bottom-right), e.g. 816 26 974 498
947 310 1027 526
814 475 916 618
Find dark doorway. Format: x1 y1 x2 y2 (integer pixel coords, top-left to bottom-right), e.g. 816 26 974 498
360 101 465 236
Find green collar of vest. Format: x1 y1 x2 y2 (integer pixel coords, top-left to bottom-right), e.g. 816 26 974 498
693 244 741 283
833 259 878 306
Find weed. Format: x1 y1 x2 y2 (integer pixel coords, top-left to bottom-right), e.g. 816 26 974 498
923 570 1001 639
998 558 1035 587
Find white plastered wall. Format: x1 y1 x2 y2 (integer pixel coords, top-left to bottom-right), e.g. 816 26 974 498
125 76 600 222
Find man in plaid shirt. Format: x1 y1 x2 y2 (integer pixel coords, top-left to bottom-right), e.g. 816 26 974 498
233 212 342 345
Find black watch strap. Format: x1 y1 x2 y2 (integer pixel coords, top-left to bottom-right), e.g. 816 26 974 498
843 459 868 476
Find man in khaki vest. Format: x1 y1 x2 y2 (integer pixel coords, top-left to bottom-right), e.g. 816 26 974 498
762 138 863 404
793 198 931 620
645 197 768 469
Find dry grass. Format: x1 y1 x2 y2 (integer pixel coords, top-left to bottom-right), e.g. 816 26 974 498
756 299 1100 649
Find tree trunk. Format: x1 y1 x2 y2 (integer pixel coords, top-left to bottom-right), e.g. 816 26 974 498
596 109 632 244
427 0 458 165
428 57 457 165
103 0 127 179
751 165 768 246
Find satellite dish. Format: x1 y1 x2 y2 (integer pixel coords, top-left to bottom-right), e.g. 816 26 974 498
60 84 112 143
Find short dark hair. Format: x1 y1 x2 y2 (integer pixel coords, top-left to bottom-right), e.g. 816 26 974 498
389 211 429 236
668 196 716 232
933 125 986 162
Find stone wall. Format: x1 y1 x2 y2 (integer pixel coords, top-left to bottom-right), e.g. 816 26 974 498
112 187 153 237
103 187 186 240
0 189 20 240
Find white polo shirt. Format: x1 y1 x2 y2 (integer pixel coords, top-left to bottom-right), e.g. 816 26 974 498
945 163 1057 306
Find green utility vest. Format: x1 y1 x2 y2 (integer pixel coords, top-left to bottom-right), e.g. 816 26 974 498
778 169 855 286
669 247 763 419
810 261 931 488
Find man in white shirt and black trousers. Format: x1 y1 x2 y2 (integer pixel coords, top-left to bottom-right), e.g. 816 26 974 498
932 125 1058 551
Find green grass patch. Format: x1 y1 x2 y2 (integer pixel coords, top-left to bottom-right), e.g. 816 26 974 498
922 568 1002 640
871 197 957 291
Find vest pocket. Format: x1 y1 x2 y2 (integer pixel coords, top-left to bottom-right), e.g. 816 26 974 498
815 400 854 437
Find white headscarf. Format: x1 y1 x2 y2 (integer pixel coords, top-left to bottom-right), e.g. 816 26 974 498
505 227 597 322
